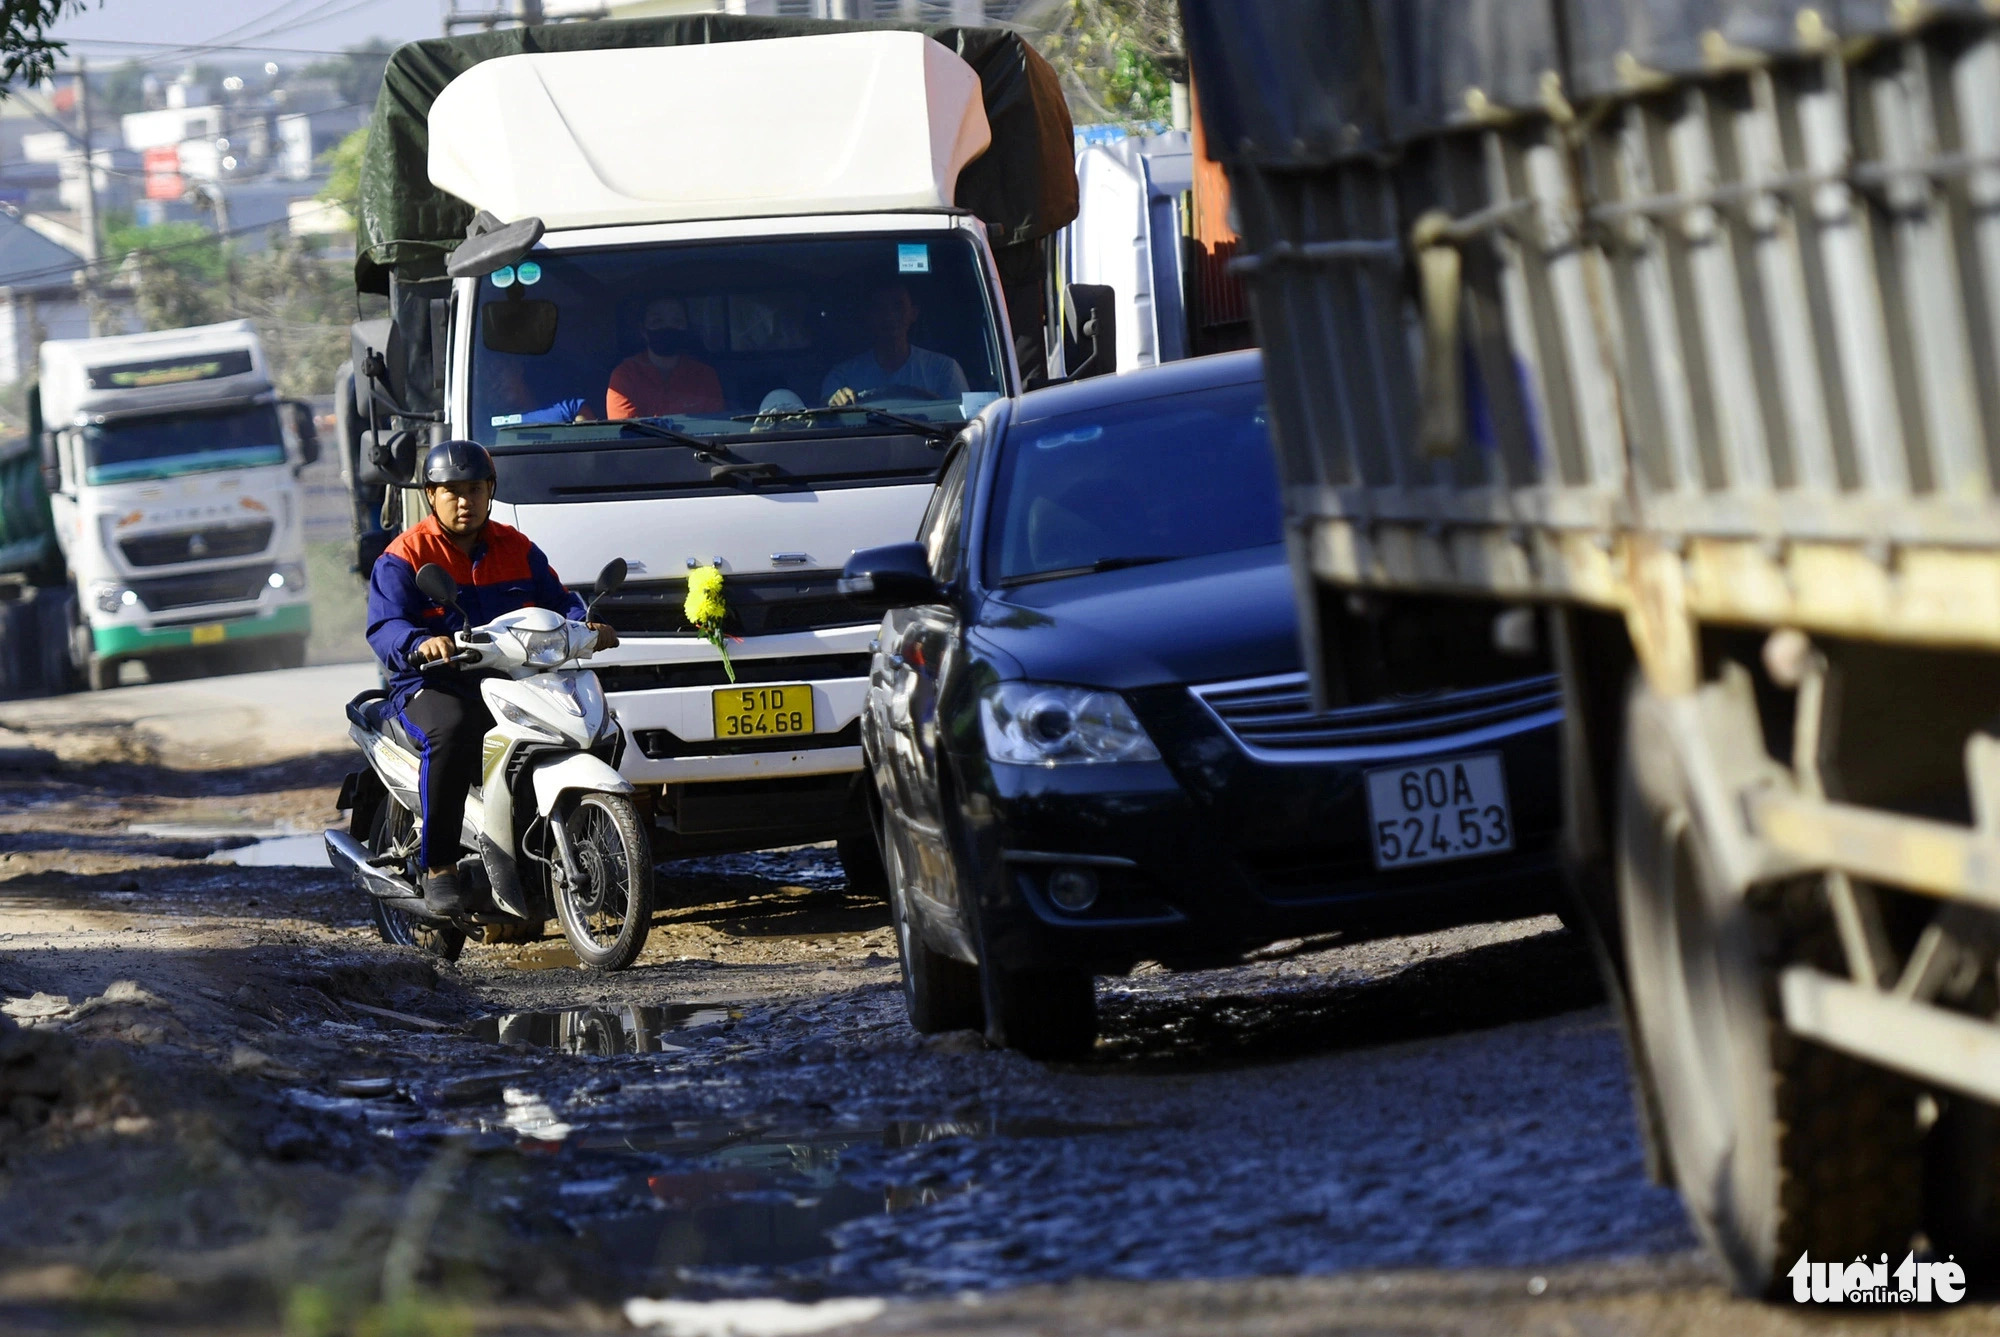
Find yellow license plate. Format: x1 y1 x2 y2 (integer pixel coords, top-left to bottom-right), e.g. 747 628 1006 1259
189 623 227 646
712 684 815 740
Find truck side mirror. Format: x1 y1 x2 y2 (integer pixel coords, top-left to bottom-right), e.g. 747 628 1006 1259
448 212 546 280
281 399 321 469
1064 283 1118 381
357 428 419 487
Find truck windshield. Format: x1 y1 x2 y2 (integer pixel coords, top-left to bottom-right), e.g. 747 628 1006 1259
83 404 286 485
986 379 1282 587
471 232 1004 448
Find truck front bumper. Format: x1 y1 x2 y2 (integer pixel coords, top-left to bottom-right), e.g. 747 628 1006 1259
596 626 874 787
92 602 311 657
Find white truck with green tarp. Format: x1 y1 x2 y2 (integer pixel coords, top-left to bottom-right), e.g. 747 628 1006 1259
33 321 321 690
345 16 1099 873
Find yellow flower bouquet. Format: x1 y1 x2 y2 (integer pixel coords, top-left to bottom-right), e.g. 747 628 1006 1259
684 564 736 682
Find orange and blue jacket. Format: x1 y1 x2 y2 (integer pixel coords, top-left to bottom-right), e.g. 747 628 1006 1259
365 516 585 706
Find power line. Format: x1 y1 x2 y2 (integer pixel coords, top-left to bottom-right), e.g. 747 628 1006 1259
59 38 364 58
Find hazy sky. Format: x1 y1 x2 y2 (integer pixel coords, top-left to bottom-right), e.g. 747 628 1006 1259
51 0 444 64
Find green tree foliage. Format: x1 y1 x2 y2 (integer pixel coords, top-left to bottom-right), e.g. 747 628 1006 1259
0 0 88 95
318 125 367 221
1034 0 1184 128
107 218 355 398
303 39 392 110
95 57 144 117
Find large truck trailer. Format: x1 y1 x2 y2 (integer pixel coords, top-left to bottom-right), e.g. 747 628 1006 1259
1185 0 2000 1298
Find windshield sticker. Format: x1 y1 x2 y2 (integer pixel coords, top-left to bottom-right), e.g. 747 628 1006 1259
897 243 930 274
86 350 254 390
491 265 517 289
516 261 542 286
1033 426 1105 451
491 413 524 426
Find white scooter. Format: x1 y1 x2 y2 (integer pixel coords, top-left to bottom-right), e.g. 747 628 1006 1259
327 558 655 971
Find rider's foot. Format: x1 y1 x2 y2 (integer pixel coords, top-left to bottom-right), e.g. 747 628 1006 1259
423 869 466 916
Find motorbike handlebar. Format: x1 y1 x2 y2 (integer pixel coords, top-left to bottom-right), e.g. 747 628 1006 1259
420 648 482 671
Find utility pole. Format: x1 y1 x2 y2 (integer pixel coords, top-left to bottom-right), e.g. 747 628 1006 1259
74 58 103 334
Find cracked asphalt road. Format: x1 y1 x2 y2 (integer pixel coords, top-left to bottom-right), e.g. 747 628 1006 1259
0 666 1986 1336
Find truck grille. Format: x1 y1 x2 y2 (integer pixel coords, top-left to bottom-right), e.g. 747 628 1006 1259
588 572 868 637
597 653 870 695
130 564 271 612
1191 672 1563 763
120 521 273 567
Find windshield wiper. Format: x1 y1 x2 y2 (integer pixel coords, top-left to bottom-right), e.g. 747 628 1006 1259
601 418 719 450
996 556 1177 588
729 405 960 445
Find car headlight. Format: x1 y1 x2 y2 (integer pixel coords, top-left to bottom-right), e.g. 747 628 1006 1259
979 683 1160 766
268 562 307 592
517 625 575 668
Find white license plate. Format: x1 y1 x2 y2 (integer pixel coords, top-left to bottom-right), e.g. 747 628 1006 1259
1364 752 1514 870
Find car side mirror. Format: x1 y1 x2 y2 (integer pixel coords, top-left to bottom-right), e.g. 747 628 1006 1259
839 542 946 610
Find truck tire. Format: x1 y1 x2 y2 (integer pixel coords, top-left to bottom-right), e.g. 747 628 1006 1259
1617 680 1923 1297
837 827 888 900
86 656 118 692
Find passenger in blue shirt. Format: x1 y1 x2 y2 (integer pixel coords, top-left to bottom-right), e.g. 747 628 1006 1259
485 357 599 427
822 280 969 407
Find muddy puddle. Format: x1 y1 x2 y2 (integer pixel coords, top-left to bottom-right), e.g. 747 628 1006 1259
471 1003 740 1056
550 1115 1137 1290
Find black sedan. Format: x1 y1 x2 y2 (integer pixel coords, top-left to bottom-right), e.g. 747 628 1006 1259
841 351 1565 1058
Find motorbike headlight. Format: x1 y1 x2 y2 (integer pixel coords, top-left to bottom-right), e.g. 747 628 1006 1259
521 671 600 719
517 625 574 668
494 697 564 742
979 683 1160 766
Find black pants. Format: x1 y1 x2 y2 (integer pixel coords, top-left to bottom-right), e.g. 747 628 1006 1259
398 684 494 870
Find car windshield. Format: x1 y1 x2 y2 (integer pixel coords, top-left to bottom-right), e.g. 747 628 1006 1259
985 378 1281 586
471 232 1004 448
82 404 285 485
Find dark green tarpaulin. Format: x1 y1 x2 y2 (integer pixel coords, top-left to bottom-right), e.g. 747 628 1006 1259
356 15 1077 293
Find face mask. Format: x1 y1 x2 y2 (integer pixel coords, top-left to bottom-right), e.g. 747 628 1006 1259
645 327 694 357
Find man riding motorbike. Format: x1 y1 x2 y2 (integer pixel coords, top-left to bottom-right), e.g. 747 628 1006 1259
364 440 620 916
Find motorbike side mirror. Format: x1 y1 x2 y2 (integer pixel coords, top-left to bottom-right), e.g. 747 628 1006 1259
585 557 627 623
414 563 467 628
595 558 628 595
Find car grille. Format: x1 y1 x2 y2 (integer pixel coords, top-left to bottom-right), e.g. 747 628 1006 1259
597 653 871 695
130 564 271 612
120 520 273 567
633 719 861 761
1190 672 1563 763
588 572 868 637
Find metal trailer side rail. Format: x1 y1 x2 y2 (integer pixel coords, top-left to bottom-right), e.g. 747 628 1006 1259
1186 0 2000 1148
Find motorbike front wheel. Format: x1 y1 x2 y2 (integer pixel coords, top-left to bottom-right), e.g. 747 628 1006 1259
550 792 654 971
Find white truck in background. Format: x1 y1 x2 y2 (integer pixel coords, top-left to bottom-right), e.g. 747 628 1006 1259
33 321 319 690
349 20 1090 882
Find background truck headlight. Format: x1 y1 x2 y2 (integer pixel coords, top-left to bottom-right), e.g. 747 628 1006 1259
268 562 307 592
979 683 1160 766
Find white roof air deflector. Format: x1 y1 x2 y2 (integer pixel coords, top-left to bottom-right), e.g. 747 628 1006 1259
426 32 992 231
